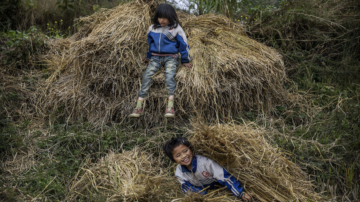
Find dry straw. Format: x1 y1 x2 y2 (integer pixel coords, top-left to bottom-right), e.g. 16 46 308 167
187 121 325 202
66 121 326 201
67 147 164 201
0 67 38 122
38 0 290 125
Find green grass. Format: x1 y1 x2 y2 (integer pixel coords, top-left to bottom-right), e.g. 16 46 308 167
1 0 359 200
0 118 185 200
1 75 358 200
273 61 359 198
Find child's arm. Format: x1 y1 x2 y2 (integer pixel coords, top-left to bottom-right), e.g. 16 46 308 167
146 26 154 60
207 158 245 198
177 178 207 195
175 26 191 64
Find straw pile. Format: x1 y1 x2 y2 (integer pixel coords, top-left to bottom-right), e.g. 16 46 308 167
189 121 324 202
67 148 163 201
38 0 289 125
39 38 72 83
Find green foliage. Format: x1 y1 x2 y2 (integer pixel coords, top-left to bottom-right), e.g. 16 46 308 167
49 0 122 34
236 0 280 18
188 0 239 17
0 86 27 156
0 122 23 156
188 0 281 20
1 0 123 36
271 73 360 196
236 0 360 190
247 0 360 65
1 0 359 200
56 0 81 11
46 19 69 38
7 123 154 200
22 0 37 10
0 0 22 31
0 26 47 68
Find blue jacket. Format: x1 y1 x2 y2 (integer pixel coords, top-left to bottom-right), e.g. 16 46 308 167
175 155 245 197
146 24 191 63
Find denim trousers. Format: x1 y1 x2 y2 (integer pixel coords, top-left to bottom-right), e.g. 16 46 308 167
138 55 179 98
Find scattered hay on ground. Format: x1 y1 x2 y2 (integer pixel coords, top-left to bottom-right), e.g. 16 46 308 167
0 150 38 201
173 188 240 202
66 147 164 201
0 67 39 123
1 150 36 175
188 121 325 202
37 0 293 126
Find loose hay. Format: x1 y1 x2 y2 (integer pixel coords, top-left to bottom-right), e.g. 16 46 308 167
40 38 72 84
67 148 163 201
174 188 241 202
0 67 39 123
1 151 36 175
38 0 290 125
188 121 325 202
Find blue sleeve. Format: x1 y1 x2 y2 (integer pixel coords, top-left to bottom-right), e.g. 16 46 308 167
207 157 244 198
181 180 207 195
146 33 153 59
175 28 191 63
217 169 244 198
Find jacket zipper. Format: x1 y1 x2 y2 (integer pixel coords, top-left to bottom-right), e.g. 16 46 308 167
158 30 161 53
192 171 205 190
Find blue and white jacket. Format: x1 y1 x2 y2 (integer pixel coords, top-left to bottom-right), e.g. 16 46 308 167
175 155 244 197
146 24 191 63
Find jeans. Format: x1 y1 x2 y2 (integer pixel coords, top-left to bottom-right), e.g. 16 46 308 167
138 55 179 98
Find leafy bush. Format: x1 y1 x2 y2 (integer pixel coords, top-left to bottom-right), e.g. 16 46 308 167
0 26 47 68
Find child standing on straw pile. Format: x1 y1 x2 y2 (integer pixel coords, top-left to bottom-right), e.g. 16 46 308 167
163 137 252 201
129 4 192 118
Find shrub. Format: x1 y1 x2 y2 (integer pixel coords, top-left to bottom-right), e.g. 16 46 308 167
0 26 47 68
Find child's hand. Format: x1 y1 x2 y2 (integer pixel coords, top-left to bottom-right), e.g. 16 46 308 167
142 58 150 64
241 192 252 202
182 63 192 68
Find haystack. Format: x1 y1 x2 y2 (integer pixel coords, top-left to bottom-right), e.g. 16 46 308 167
38 0 289 125
67 148 163 201
188 121 324 202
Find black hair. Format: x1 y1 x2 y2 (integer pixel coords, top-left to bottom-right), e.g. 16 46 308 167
163 137 193 162
152 4 180 29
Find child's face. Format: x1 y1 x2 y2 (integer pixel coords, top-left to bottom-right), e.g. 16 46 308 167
158 18 169 27
172 144 193 167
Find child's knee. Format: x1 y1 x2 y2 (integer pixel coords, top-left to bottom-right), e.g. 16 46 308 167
144 65 159 76
165 63 177 74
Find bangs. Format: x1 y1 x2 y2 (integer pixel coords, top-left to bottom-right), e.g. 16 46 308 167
152 4 180 29
156 7 172 19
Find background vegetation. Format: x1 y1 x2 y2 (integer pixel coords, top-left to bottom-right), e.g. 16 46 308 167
1 0 359 201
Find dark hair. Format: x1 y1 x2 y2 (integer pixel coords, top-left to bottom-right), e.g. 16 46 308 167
152 4 180 29
163 137 193 162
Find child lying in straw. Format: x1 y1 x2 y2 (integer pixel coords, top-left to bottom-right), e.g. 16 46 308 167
163 137 252 201
128 4 192 118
